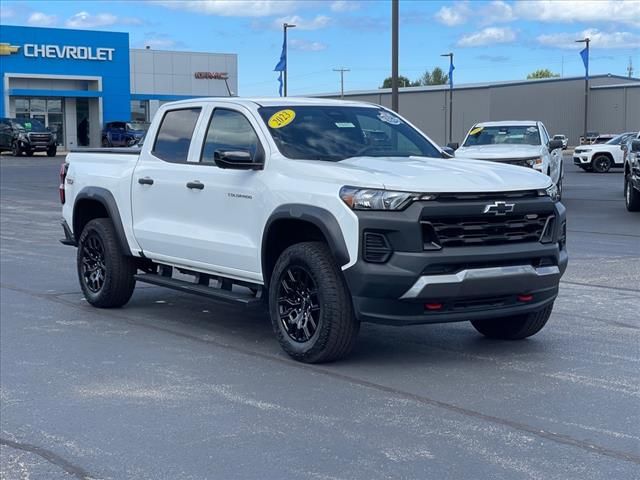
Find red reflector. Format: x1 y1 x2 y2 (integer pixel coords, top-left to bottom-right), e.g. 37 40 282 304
425 303 443 311
518 294 533 302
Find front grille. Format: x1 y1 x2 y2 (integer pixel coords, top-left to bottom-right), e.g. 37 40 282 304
28 133 51 145
435 190 539 201
427 213 552 247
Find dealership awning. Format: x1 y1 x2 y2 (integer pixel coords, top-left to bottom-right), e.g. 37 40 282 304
8 89 103 98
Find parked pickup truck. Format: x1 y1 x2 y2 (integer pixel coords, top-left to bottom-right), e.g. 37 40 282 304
60 98 568 363
624 132 640 211
453 121 564 198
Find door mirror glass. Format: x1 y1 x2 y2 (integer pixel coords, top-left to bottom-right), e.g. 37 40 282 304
442 146 455 157
548 139 563 151
446 142 459 150
214 149 263 170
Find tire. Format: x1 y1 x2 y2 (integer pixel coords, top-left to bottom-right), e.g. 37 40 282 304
102 137 112 148
625 173 640 212
46 146 57 157
25 149 34 157
471 303 553 340
269 242 359 363
77 218 136 308
592 155 612 173
556 165 563 200
11 141 22 157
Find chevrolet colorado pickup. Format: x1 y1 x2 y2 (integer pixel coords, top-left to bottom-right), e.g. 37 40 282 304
61 98 567 363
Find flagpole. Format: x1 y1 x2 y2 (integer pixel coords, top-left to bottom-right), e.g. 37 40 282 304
576 37 590 142
283 23 296 97
441 52 454 144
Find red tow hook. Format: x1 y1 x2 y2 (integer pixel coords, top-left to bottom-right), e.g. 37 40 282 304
517 294 533 302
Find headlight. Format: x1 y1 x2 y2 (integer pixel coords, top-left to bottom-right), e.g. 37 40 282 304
339 186 435 211
538 184 560 202
526 157 544 168
18 133 28 141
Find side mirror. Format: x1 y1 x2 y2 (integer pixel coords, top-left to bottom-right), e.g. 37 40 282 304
631 140 640 153
548 139 563 151
214 149 264 170
446 142 459 150
442 146 455 157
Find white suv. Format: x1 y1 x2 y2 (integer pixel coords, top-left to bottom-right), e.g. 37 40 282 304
573 132 636 173
454 121 564 197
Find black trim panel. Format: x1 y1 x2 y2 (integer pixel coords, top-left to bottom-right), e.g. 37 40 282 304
73 187 132 256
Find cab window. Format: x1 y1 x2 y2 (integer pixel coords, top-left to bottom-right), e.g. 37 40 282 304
201 108 260 163
152 108 201 163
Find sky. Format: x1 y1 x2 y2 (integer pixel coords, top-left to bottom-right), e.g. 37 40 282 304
1 0 639 96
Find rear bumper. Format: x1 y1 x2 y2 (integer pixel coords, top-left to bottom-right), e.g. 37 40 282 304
342 199 567 326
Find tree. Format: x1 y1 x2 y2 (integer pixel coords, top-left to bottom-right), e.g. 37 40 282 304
415 67 449 86
527 68 560 79
381 75 415 88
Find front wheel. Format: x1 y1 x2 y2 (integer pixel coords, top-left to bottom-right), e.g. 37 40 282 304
592 155 612 173
471 304 553 340
625 173 640 211
11 141 22 157
46 146 57 157
269 242 359 363
77 218 136 308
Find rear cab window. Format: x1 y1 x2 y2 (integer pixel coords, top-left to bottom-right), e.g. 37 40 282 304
152 108 202 163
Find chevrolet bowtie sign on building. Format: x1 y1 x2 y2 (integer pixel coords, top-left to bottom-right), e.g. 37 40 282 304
0 43 20 55
0 25 238 149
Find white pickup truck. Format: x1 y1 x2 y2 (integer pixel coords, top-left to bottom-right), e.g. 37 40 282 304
454 121 564 197
60 98 567 363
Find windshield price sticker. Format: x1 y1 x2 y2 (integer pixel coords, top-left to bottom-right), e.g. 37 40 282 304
469 126 483 135
377 111 401 125
335 122 355 128
268 109 296 129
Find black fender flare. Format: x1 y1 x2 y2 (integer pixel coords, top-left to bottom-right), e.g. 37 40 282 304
262 204 350 279
73 187 132 256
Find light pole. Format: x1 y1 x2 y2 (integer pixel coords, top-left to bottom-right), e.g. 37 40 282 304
283 23 296 97
576 37 590 142
441 52 454 144
333 67 350 98
391 0 399 112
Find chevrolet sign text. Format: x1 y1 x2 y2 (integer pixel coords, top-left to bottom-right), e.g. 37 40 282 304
24 44 115 61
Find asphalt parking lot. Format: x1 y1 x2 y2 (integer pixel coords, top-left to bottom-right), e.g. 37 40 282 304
1 153 639 480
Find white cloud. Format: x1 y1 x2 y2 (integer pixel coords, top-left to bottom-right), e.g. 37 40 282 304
480 1 516 24
152 0 302 17
27 12 58 27
274 15 331 30
330 1 360 12
434 2 470 26
289 38 327 51
537 28 640 49
457 27 517 47
1 6 16 20
514 0 640 27
65 11 141 28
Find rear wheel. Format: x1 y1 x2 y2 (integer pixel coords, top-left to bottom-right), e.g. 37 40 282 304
625 173 640 212
77 218 136 308
471 304 553 340
592 155 612 173
102 137 112 148
269 242 359 363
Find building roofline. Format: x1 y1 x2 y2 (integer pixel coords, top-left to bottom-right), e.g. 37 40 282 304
308 74 640 98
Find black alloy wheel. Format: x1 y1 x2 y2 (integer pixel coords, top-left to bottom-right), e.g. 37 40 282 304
80 232 107 293
277 266 320 343
592 155 612 173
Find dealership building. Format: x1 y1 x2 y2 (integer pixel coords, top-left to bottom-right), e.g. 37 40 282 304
318 75 640 146
0 25 237 148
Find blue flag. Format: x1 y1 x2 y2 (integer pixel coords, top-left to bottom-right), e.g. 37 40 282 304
274 35 286 97
449 61 455 88
580 46 589 80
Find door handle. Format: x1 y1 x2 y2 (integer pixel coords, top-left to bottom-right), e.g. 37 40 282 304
186 181 204 190
138 177 154 185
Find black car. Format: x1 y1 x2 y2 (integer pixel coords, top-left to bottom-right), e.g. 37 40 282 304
0 118 57 157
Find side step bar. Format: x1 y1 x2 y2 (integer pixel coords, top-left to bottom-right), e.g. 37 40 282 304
134 273 263 307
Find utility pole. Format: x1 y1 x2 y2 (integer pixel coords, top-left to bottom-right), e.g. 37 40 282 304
628 57 634 78
576 37 590 142
283 23 296 97
441 52 454 144
333 67 350 98
391 0 399 112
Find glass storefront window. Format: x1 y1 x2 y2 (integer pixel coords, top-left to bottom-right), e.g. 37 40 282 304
15 98 29 113
47 99 62 113
131 100 148 123
30 98 46 112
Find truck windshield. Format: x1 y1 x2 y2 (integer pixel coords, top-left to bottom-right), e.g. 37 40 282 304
12 119 48 132
258 106 441 161
463 125 541 147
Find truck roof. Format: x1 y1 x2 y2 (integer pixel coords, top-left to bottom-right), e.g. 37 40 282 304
473 120 538 127
164 97 378 108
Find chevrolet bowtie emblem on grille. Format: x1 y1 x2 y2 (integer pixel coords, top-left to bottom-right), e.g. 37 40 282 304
483 201 515 216
0 43 20 56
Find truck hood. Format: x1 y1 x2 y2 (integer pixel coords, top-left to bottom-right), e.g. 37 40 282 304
455 144 541 160
282 155 551 193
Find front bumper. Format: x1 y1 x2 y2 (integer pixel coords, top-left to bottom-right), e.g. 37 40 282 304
573 154 591 165
342 198 567 326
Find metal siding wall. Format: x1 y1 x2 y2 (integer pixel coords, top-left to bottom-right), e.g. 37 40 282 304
589 89 626 134
626 88 640 131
